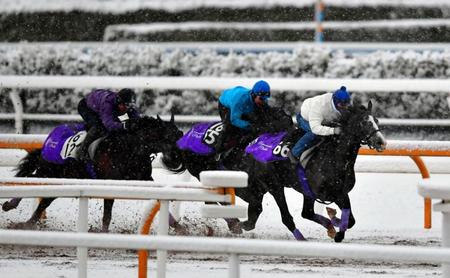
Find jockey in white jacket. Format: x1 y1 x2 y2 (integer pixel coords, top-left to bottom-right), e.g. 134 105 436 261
288 86 351 163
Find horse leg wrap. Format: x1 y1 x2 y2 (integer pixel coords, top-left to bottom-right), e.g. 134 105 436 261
293 228 306 241
330 217 341 227
85 163 97 179
313 214 332 229
339 208 351 232
169 213 176 227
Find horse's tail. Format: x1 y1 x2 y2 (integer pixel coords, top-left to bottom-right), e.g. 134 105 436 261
14 149 42 177
161 151 186 174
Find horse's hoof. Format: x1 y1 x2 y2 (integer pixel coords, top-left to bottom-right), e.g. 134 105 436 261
2 202 15 212
8 221 37 230
227 219 243 234
241 221 255 232
205 225 214 237
326 207 337 218
334 231 345 243
173 223 189 236
327 225 336 239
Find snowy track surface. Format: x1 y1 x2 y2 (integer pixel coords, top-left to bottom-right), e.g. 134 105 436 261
0 160 445 277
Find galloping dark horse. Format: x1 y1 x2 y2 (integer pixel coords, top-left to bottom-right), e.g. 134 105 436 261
161 106 296 232
236 100 386 242
163 101 386 242
3 115 182 231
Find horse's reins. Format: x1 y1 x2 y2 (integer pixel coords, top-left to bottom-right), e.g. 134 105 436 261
361 128 382 148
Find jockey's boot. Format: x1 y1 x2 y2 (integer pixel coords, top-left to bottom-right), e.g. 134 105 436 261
287 150 300 165
76 126 104 163
213 129 227 161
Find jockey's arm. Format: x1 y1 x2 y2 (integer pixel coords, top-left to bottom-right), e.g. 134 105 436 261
308 108 336 136
230 106 251 130
127 107 141 119
100 102 124 131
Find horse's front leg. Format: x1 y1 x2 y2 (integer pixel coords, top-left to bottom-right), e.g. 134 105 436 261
102 199 115 232
240 193 264 232
2 197 22 211
301 197 336 239
270 188 306 240
333 194 355 243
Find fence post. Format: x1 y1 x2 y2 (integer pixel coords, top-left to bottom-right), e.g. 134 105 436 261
157 200 169 278
77 197 89 278
9 91 24 134
228 253 240 278
440 203 450 277
314 0 325 43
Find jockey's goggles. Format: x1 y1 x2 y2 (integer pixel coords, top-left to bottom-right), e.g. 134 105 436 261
254 91 270 100
336 101 350 109
124 102 137 109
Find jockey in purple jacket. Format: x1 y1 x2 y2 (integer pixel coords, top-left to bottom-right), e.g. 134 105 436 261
76 88 140 162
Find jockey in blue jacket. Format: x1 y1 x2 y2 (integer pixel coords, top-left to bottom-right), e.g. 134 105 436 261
214 80 271 154
288 86 351 164
76 88 140 162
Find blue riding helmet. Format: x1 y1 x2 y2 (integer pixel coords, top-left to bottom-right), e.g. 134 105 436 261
252 80 271 100
332 86 351 108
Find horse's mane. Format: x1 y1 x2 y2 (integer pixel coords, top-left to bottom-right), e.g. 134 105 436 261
245 106 294 134
130 116 160 131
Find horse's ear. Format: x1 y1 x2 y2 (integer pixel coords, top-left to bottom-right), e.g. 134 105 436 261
156 114 162 121
352 96 362 107
170 112 175 124
368 100 373 112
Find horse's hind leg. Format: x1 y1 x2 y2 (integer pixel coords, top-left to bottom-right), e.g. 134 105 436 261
10 198 55 229
102 199 114 232
301 197 336 239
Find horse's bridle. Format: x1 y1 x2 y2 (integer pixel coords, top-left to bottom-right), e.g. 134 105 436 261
361 128 382 149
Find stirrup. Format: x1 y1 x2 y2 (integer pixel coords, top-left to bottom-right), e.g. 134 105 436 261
214 152 222 162
287 151 299 165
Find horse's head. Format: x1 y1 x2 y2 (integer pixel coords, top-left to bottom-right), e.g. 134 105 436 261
132 114 183 152
344 100 386 152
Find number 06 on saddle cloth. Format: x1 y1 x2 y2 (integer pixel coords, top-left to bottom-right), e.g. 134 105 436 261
41 123 87 164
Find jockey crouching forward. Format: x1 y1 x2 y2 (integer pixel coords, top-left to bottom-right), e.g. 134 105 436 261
214 80 271 157
288 86 351 164
76 88 140 163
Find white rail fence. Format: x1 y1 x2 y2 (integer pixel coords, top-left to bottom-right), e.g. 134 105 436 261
0 171 248 278
3 134 450 174
2 75 450 133
418 179 450 277
1 230 450 277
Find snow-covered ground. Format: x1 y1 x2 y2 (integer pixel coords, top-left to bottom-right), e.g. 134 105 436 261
0 0 449 14
0 153 446 277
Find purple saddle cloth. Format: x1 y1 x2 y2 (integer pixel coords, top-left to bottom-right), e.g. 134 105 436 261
245 132 288 163
41 123 86 164
176 122 216 155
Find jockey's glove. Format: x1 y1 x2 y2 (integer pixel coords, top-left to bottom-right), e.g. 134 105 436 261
334 127 342 135
123 120 133 131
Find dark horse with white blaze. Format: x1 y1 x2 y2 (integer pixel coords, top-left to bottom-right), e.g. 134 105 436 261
3 115 182 231
162 100 386 242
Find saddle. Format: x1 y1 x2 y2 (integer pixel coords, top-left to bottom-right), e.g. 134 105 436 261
41 124 87 164
245 128 323 168
41 123 105 165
